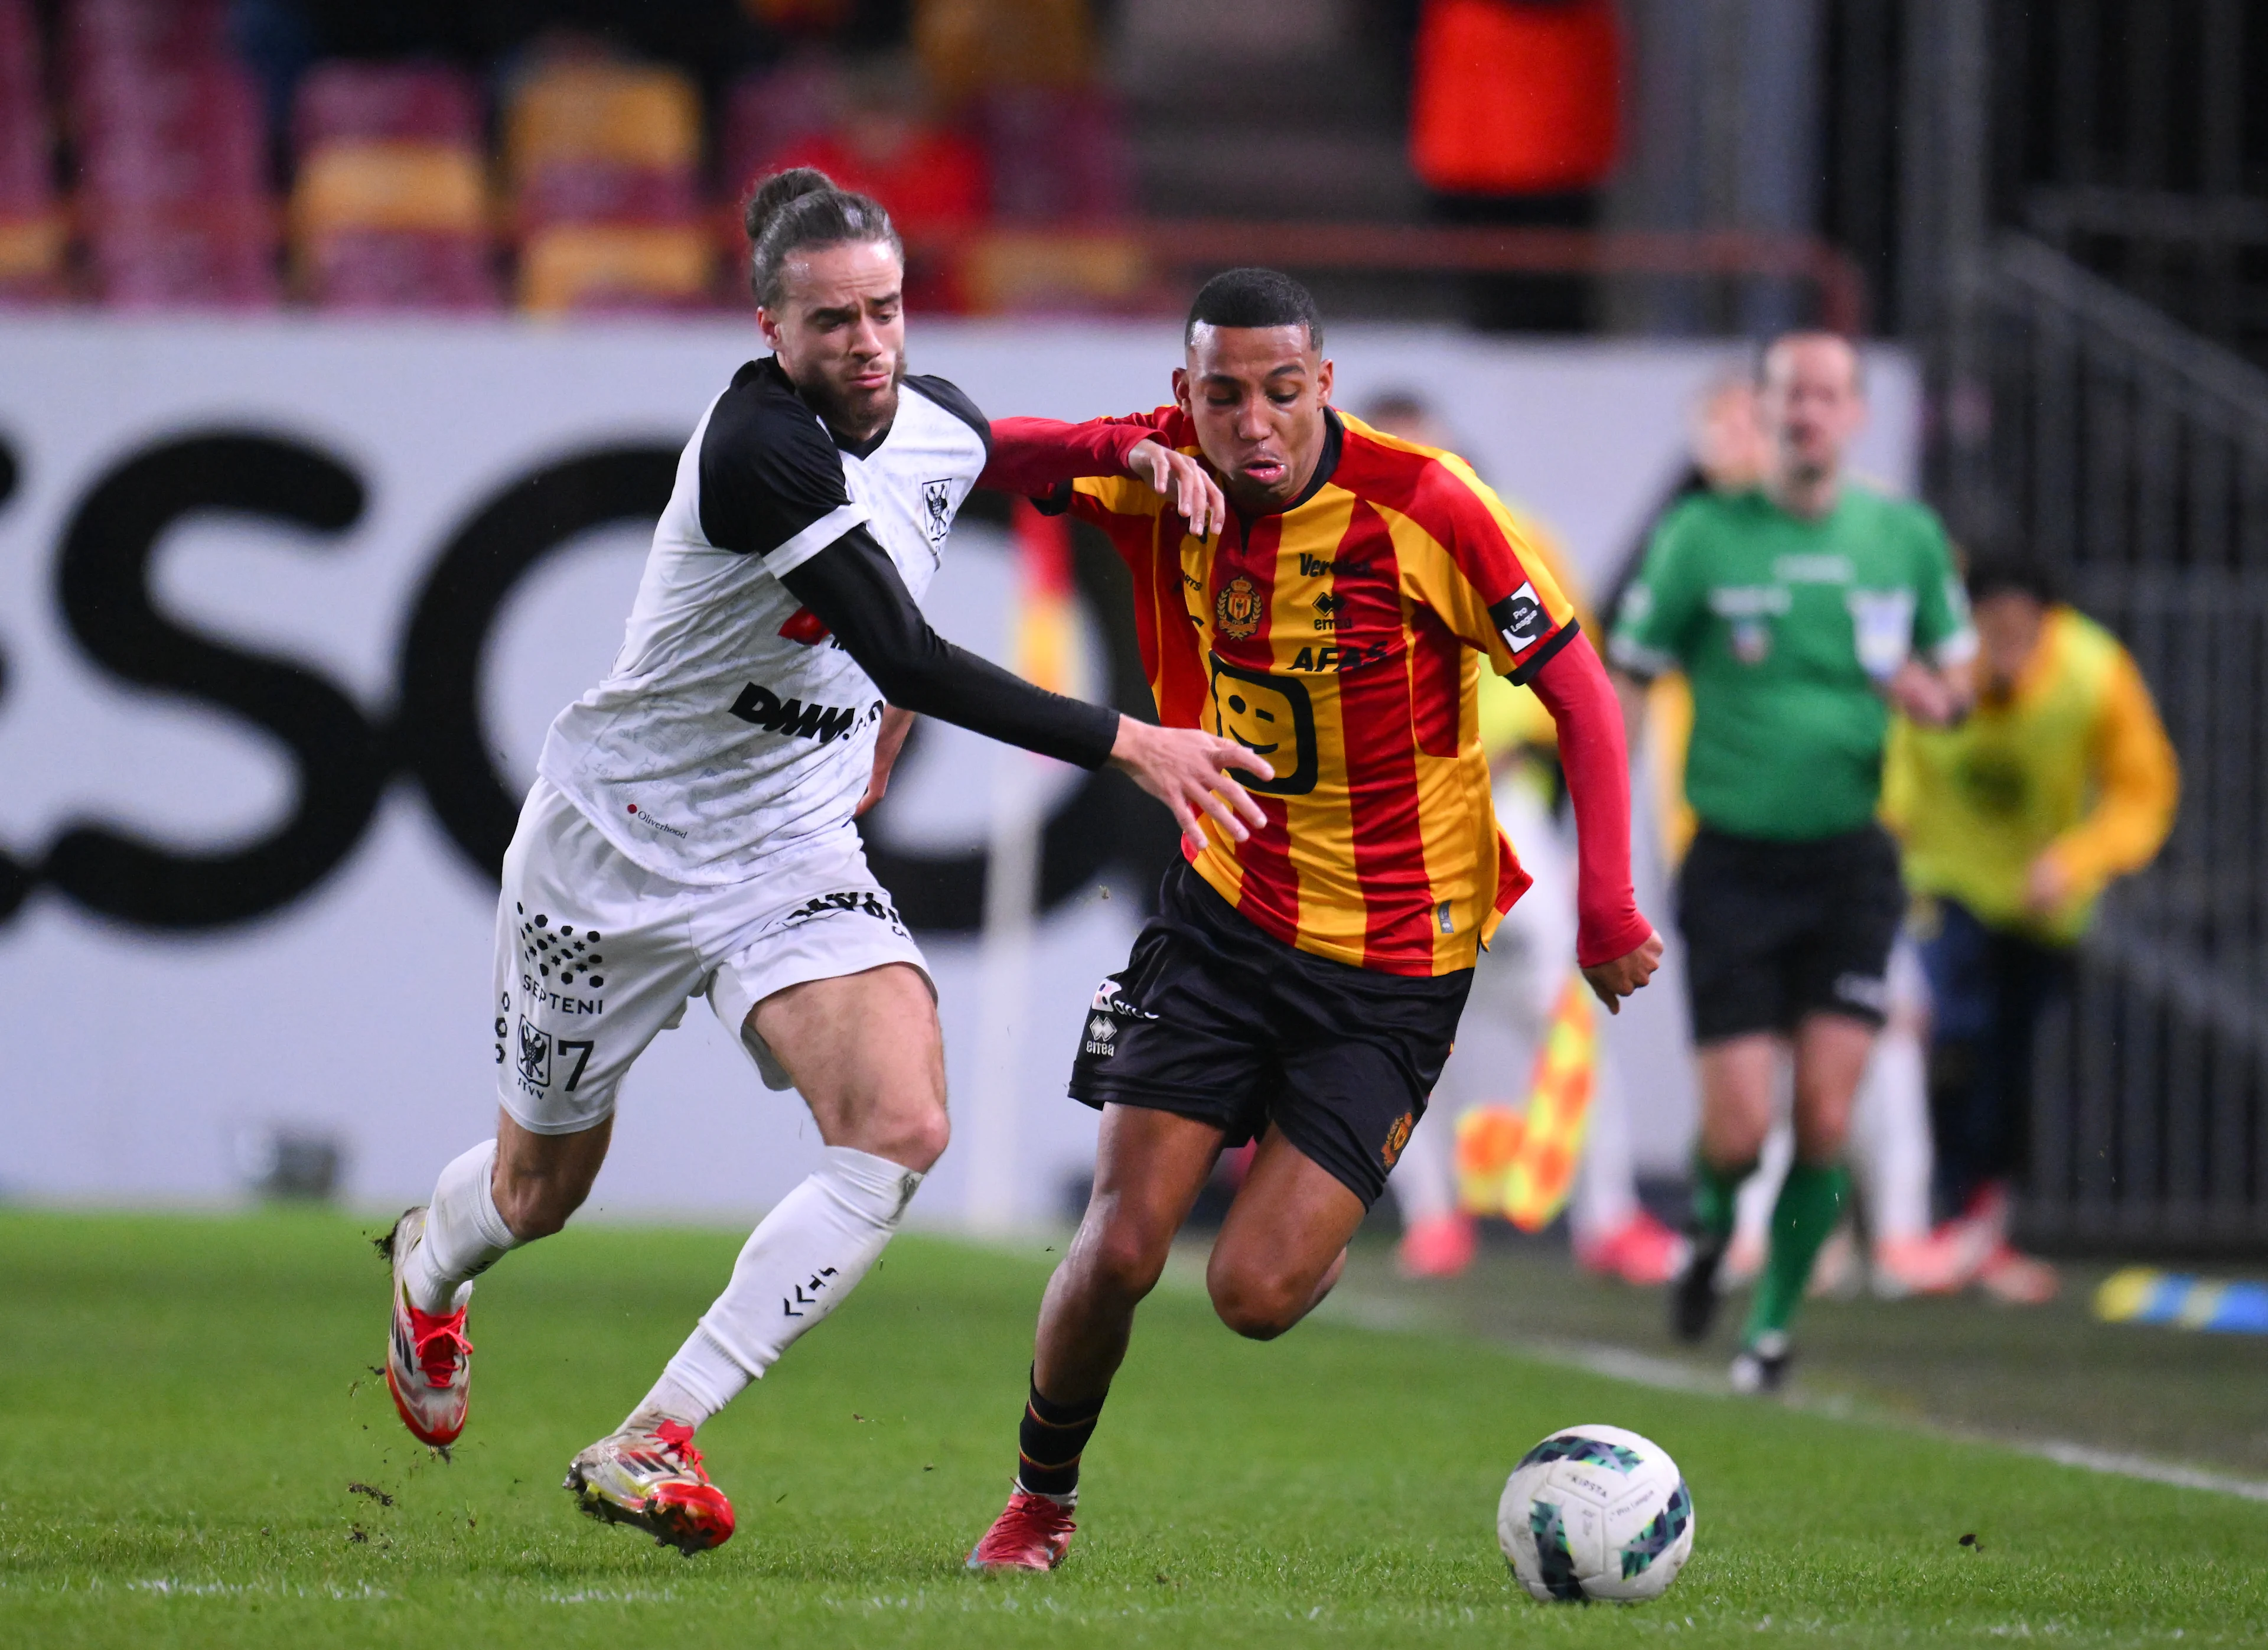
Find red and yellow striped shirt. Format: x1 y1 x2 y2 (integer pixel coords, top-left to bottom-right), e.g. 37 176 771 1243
1048 406 1579 977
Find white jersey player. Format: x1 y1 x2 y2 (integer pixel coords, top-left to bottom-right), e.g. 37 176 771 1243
379 168 1265 1554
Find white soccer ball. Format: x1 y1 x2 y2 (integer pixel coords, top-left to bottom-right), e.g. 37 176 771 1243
1497 1423 1693 1603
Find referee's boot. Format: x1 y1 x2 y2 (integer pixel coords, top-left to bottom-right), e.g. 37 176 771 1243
1669 1225 1730 1344
1729 1331 1792 1395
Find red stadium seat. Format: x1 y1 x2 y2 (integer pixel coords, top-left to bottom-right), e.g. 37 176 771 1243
293 61 483 152
64 0 279 307
978 85 1129 225
718 58 838 203
518 161 702 231
60 0 230 87
83 201 279 308
289 62 499 311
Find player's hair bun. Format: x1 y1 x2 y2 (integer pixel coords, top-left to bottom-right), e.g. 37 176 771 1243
742 167 837 246
742 167 901 308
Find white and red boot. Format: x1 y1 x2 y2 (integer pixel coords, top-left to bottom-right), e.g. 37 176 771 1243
380 1207 473 1448
566 1415 736 1555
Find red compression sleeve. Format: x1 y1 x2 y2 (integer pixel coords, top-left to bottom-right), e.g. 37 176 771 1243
1528 629 1653 968
979 417 1157 494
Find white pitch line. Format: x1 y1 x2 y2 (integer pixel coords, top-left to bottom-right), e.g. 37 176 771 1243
1316 1290 2268 1505
966 1236 2268 1505
2022 1441 2268 1503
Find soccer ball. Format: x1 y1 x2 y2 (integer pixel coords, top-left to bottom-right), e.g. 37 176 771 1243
1498 1424 1693 1603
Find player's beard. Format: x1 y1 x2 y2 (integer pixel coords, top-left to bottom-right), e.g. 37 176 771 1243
795 353 907 442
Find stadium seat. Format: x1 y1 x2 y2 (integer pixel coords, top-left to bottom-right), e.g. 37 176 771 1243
961 229 1152 314
292 144 497 311
979 86 1130 225
0 0 65 301
60 0 232 82
718 57 839 204
505 61 701 183
518 223 713 315
289 63 498 311
66 0 279 308
294 61 481 151
504 58 709 314
913 0 1094 104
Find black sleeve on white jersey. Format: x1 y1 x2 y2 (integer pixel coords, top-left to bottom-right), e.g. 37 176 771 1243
903 373 993 459
780 527 1119 770
698 360 862 559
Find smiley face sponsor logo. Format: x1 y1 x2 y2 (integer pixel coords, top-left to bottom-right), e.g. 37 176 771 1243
1207 652 1317 796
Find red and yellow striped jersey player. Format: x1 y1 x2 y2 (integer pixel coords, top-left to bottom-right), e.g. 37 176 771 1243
965 269 1663 1570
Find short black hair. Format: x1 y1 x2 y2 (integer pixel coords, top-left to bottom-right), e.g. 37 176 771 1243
1185 267 1324 350
1966 551 2061 607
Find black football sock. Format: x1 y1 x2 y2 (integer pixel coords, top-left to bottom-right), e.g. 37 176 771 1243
1015 1371 1104 1504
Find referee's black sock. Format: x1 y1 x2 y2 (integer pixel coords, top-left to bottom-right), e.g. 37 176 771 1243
1015 1372 1104 1505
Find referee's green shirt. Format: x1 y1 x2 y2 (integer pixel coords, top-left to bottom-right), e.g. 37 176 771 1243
1609 484 1973 843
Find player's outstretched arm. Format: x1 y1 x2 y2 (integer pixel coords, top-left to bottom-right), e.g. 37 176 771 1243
780 529 1266 844
1528 629 1663 1014
981 418 1225 538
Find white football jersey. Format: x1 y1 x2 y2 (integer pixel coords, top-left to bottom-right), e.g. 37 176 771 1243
539 359 991 884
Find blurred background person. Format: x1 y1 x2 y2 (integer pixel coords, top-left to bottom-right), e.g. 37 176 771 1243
1407 0 1621 333
1614 371 1944 1304
1609 333 1975 1392
1883 554 2178 1304
1363 391 1685 1287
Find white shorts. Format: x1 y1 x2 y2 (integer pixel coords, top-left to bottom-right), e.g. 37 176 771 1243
491 777 931 1135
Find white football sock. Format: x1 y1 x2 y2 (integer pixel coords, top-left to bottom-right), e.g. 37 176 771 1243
1851 1019 1934 1244
636 1146 922 1428
403 1138 520 1313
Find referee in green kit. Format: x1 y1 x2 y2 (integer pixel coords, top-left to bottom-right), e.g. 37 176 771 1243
1609 334 1975 1392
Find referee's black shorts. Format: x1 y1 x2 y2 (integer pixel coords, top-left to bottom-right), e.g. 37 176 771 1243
1067 860 1471 1209
1674 824 1904 1044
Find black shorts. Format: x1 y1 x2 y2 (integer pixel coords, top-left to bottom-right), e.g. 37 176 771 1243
1068 860 1472 1209
1674 824 1904 1044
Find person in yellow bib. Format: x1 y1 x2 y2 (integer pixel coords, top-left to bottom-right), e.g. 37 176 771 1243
1359 392 1686 1286
1883 556 2177 1302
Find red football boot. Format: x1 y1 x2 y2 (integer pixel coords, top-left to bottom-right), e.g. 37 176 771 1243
966 1488 1077 1571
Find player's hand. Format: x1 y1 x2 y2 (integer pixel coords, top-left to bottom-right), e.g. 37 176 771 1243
1125 437 1227 539
1882 659 1961 727
2023 851 2073 916
855 706 915 818
1581 929 1664 1015
1109 715 1270 849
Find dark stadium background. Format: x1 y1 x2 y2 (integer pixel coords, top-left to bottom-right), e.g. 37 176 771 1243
4 0 2259 1252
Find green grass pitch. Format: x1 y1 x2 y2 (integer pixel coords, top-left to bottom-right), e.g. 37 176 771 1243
4 1208 2263 1647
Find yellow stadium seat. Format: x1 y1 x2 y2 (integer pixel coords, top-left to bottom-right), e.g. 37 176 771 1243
962 230 1150 313
506 63 702 182
519 222 712 313
293 143 490 238
0 212 66 285
915 0 1093 100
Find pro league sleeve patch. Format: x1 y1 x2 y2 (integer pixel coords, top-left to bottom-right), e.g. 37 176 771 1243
1491 581 1550 652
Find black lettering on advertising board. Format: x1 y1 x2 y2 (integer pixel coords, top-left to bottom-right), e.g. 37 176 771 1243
2 438 1174 935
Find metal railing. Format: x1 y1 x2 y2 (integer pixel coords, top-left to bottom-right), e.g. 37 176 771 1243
1959 235 2268 1249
